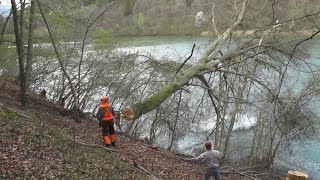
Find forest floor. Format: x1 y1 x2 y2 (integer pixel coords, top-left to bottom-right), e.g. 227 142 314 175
0 80 286 180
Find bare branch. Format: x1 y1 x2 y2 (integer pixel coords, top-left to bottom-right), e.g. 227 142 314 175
211 2 220 36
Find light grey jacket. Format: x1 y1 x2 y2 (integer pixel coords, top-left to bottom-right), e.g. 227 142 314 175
191 150 223 168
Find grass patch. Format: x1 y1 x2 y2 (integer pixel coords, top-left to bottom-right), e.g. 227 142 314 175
4 111 20 124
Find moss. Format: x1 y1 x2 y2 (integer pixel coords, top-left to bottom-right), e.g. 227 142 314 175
4 111 20 124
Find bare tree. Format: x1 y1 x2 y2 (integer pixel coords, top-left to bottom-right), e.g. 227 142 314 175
120 0 249 120
25 0 35 89
0 9 12 45
11 0 27 107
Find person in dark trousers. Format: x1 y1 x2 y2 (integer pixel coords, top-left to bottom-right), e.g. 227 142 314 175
186 141 223 180
96 96 116 147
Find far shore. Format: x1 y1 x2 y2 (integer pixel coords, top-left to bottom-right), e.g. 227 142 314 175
200 29 320 38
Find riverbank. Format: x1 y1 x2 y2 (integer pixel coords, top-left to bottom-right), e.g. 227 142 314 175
199 29 320 38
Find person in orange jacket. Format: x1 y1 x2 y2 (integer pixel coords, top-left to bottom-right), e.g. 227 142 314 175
96 96 116 147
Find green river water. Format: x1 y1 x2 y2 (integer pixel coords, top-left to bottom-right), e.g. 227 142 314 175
117 36 320 179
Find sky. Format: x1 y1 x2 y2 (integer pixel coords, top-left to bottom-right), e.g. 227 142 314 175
0 0 11 17
1 0 31 6
0 0 12 6
0 0 30 17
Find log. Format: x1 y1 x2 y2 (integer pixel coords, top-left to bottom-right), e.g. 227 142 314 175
287 170 309 180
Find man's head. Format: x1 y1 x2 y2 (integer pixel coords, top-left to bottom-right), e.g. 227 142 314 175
204 141 212 150
100 96 109 103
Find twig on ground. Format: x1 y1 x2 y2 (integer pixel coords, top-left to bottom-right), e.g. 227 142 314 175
74 139 118 152
0 80 8 90
0 101 32 121
74 139 160 180
133 162 160 180
221 168 256 180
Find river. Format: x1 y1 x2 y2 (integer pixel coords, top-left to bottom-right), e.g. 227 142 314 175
116 36 320 179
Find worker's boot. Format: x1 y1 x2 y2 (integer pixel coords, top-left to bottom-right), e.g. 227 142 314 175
103 136 111 148
105 144 111 148
111 141 116 147
110 134 117 147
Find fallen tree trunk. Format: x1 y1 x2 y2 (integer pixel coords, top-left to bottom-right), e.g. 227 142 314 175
120 0 248 121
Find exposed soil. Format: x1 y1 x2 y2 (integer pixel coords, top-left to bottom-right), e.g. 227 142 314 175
0 80 283 179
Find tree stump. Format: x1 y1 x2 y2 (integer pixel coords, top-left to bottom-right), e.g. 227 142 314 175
120 106 134 121
287 170 309 180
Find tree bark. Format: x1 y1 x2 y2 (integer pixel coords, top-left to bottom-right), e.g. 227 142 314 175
25 0 35 89
222 61 258 163
11 0 27 108
167 91 182 151
0 9 12 45
36 0 80 109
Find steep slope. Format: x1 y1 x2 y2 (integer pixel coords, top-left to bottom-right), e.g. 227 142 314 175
0 80 278 179
0 80 148 179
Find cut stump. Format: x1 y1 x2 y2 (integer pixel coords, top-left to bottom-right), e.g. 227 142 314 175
120 106 134 121
287 170 309 180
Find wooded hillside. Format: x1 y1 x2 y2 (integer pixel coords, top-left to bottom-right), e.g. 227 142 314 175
1 0 319 178
0 80 277 179
96 0 320 35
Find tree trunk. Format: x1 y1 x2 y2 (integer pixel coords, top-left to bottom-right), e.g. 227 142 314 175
149 108 160 143
11 0 27 108
25 0 35 89
36 0 80 109
0 9 12 45
222 79 246 162
120 0 248 121
215 72 224 149
167 91 182 151
222 61 258 163
249 111 262 162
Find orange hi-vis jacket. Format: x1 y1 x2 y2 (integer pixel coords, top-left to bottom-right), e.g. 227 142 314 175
99 103 113 121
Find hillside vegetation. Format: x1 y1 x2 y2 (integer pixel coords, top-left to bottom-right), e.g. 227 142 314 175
2 0 318 37
0 80 276 179
1 0 318 179
97 0 320 35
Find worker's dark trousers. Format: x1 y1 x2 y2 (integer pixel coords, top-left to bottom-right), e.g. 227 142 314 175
204 167 221 180
101 120 116 146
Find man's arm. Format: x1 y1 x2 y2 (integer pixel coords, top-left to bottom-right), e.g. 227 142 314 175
216 150 223 159
96 108 101 120
110 105 115 117
96 108 103 126
185 153 206 163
